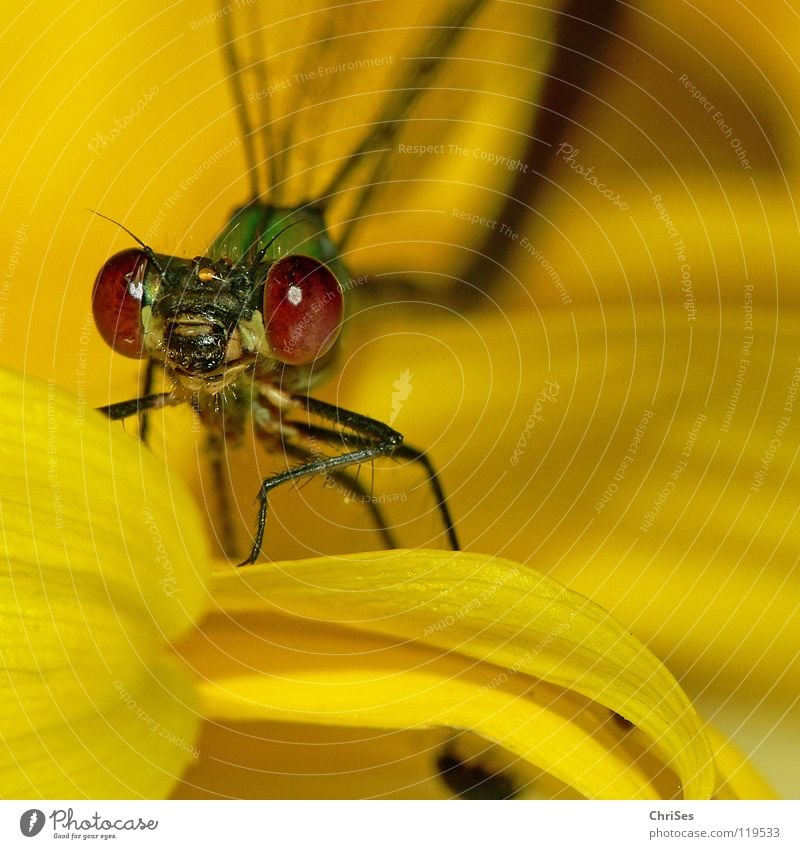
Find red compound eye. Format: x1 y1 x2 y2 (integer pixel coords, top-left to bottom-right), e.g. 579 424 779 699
264 255 344 365
92 248 150 358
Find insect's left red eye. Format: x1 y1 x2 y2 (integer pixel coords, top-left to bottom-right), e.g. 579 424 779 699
92 248 150 358
264 255 344 365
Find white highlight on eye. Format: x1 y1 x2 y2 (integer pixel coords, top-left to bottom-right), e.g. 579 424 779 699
287 284 302 306
127 278 144 301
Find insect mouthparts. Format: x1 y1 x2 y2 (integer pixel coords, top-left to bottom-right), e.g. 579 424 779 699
165 319 229 375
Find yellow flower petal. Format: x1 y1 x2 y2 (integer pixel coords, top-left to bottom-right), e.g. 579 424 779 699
184 550 716 798
2 0 790 799
0 369 211 797
705 725 778 801
173 723 456 800
173 722 580 800
338 301 800 713
184 608 656 798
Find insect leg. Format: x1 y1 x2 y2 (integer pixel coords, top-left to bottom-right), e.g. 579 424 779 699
205 432 239 558
240 397 403 566
279 434 399 550
291 419 459 552
391 442 460 551
137 358 158 444
98 392 183 421
240 395 458 565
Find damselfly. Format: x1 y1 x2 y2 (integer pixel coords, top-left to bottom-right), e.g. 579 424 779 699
91 0 535 564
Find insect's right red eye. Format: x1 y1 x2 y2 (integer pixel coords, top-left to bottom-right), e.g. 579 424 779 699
263 255 344 366
92 248 150 358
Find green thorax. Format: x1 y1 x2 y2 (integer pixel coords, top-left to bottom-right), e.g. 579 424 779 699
208 203 349 286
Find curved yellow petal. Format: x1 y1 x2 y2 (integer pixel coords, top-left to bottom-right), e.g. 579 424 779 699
174 722 581 800
173 723 456 800
0 369 211 797
337 302 800 711
3 0 790 799
706 725 778 801
197 550 715 798
4 658 198 799
185 609 663 798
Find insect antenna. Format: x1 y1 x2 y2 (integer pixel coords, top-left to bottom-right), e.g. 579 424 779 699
240 218 320 298
247 219 307 269
88 209 168 278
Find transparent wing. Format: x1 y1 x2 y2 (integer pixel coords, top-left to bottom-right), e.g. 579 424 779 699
220 0 559 276
221 0 491 204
